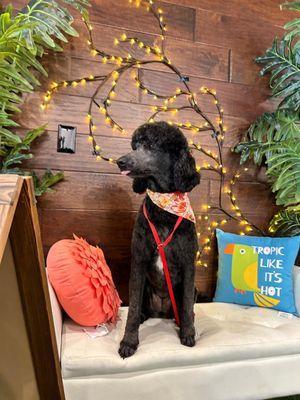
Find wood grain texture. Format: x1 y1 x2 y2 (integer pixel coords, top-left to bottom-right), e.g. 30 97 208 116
18 91 256 145
18 91 230 136
159 0 294 26
138 68 276 119
0 175 23 264
40 207 270 304
0 239 40 400
0 175 21 205
39 54 275 118
6 0 294 27
6 0 196 41
23 130 261 184
9 177 65 399
40 209 135 303
13 0 288 300
88 0 196 41
36 169 270 214
194 7 285 85
41 56 138 102
36 170 210 212
64 20 230 81
209 180 278 218
195 9 284 52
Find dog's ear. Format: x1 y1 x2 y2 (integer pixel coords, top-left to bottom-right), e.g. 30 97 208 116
132 178 148 194
173 150 200 192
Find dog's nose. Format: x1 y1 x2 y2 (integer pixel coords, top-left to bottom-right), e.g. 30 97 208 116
116 156 129 169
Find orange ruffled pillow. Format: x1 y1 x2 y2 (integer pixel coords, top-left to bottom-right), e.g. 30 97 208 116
47 235 121 326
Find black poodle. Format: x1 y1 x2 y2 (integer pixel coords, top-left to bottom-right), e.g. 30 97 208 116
116 121 200 358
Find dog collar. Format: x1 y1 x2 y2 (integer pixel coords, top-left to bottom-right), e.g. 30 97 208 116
146 189 196 223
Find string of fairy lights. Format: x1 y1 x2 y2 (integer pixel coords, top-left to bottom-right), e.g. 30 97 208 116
40 0 265 268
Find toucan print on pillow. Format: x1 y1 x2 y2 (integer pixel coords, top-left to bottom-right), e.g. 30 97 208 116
214 229 300 314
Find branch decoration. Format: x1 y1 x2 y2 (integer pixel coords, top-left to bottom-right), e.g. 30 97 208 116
40 0 266 267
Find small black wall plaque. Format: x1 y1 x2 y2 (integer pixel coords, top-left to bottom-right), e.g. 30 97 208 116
57 125 76 153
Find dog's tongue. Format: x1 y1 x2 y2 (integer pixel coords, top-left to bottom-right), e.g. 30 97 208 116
121 170 131 175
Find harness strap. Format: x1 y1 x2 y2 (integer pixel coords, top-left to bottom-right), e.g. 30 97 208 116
143 201 183 326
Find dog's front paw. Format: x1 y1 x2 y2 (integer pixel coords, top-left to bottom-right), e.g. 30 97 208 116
180 324 195 347
118 341 138 358
180 334 195 347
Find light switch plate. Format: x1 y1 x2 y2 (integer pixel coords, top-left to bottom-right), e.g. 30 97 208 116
57 125 76 153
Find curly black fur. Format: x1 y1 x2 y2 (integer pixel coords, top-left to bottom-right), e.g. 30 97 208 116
116 121 200 358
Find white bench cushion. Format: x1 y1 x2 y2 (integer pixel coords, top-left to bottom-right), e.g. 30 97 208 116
61 302 300 379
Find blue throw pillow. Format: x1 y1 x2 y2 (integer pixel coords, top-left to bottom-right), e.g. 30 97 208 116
214 229 300 314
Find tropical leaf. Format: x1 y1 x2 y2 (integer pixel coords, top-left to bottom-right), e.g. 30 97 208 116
8 143 31 156
282 1 300 45
266 139 300 205
0 168 26 175
0 0 89 196
236 138 300 206
2 152 33 169
282 1 300 11
269 205 300 236
32 169 64 196
256 38 300 110
0 127 22 145
23 124 47 145
234 110 300 165
0 113 19 127
19 0 90 52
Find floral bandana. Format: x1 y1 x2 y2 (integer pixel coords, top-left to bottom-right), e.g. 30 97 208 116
146 189 196 223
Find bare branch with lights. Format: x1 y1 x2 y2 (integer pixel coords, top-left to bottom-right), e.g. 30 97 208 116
40 0 266 268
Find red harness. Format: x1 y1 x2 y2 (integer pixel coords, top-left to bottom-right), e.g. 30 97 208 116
143 201 183 326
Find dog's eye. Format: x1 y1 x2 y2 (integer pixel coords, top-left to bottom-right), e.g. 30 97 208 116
143 143 155 151
132 142 142 150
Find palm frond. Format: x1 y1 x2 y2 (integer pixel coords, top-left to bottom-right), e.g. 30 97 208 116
236 2 300 237
266 139 300 205
32 169 64 196
269 205 300 236
256 38 300 110
236 138 300 207
234 110 300 165
19 0 90 52
0 0 88 195
282 1 300 46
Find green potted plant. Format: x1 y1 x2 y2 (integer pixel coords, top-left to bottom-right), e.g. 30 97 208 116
0 0 89 195
235 1 300 236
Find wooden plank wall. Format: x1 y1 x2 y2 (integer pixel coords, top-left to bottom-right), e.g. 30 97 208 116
11 0 294 303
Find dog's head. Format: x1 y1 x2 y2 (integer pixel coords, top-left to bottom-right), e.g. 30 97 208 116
116 121 200 193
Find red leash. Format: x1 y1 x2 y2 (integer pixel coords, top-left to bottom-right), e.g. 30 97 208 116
143 201 183 326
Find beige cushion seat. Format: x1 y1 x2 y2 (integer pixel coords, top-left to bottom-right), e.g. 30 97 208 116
61 303 300 379
47 267 300 400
